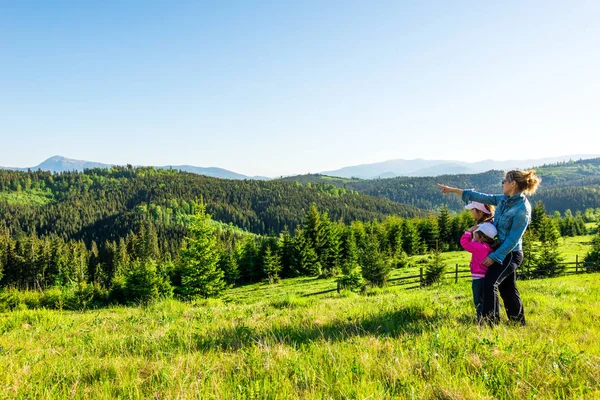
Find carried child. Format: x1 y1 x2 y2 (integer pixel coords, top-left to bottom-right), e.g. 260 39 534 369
460 202 498 321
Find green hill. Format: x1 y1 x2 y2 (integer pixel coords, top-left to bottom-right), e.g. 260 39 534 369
278 158 600 213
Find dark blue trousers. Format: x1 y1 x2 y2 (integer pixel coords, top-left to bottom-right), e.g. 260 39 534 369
482 251 525 325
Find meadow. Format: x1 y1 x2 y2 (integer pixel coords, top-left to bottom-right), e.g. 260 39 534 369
1 234 599 399
1 276 599 398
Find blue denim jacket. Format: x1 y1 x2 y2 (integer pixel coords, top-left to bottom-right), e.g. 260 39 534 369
462 189 531 264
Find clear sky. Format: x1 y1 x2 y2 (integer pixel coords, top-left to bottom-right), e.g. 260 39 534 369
1 1 599 177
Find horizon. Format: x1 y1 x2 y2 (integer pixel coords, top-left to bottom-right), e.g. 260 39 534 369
2 2 599 176
2 152 599 178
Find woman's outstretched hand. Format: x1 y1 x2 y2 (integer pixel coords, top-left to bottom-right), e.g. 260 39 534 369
437 184 462 195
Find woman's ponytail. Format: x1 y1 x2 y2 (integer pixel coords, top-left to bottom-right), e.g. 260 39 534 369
507 169 541 195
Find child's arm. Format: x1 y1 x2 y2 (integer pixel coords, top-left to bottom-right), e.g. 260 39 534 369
460 232 489 254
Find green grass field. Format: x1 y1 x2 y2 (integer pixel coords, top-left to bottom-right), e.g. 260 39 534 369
1 273 599 399
1 233 598 399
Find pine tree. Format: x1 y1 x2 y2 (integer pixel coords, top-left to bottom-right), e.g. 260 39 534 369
530 201 547 236
583 230 600 272
338 230 363 290
360 233 389 287
238 238 260 282
124 259 160 304
536 217 564 277
293 228 320 276
402 219 423 256
319 215 342 277
278 227 295 277
179 205 225 299
424 243 446 286
418 217 440 252
520 229 539 278
262 246 282 284
437 206 452 250
218 248 240 286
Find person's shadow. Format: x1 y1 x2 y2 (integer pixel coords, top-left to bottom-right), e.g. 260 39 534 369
191 305 447 351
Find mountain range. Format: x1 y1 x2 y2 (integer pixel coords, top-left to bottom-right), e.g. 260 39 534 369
0 156 270 180
320 154 600 179
1 154 599 180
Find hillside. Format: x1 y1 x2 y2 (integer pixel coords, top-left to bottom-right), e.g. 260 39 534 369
0 167 423 242
279 158 600 214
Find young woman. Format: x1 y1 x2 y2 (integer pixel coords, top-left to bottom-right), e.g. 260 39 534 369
437 169 541 325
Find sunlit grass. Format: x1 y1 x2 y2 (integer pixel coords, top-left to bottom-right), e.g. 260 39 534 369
1 274 599 399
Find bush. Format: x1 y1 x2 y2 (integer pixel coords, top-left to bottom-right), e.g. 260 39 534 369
0 288 26 311
39 287 64 309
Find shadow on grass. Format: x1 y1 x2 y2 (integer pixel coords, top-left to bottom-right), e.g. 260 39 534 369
192 305 446 351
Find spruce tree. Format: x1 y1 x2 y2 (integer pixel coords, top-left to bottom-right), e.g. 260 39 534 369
124 259 160 304
437 206 452 250
262 246 282 284
338 230 363 290
424 244 446 286
278 227 295 277
402 219 423 256
536 217 564 277
583 230 600 272
360 233 389 287
179 205 225 299
530 201 547 236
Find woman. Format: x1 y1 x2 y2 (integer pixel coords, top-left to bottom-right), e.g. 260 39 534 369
437 169 541 325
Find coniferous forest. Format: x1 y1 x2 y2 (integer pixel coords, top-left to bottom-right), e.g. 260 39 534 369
0 163 598 308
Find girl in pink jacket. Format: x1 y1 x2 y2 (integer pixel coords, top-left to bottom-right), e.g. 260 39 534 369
461 221 498 321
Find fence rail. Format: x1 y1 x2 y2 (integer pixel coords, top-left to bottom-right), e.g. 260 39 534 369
305 255 598 297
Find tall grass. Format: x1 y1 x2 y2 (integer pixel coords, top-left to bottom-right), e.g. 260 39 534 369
1 273 599 399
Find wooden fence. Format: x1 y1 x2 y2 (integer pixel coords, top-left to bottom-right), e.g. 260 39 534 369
305 255 598 297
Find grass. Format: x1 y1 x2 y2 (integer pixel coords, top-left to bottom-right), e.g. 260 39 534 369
1 274 599 399
0 233 598 399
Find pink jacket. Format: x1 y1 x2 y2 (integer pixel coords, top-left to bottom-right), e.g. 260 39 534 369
460 232 492 279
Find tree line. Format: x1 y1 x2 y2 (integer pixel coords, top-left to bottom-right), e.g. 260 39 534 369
1 197 598 308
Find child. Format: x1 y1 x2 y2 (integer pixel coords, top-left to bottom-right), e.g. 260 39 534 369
460 222 498 321
465 201 494 224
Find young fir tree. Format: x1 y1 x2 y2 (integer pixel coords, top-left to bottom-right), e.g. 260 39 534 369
530 201 547 236
295 227 321 276
238 238 260 282
338 230 363 290
124 259 160 304
401 219 423 256
360 232 389 287
179 205 225 299
424 242 446 286
217 247 240 286
437 206 452 250
262 246 282 284
278 227 296 277
535 217 565 277
418 217 440 252
319 214 342 277
584 229 600 272
520 229 539 278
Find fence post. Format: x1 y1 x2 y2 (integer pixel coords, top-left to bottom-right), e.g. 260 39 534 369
419 267 423 288
337 280 341 294
576 255 579 274
455 264 459 284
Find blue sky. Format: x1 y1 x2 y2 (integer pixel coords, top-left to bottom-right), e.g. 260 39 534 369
1 1 599 176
